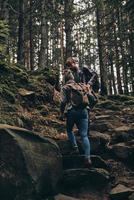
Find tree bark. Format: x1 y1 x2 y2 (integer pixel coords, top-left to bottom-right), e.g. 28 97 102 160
109 53 117 95
64 0 74 60
129 30 134 94
39 0 48 69
17 0 24 65
29 0 34 70
117 7 129 95
96 6 108 95
113 23 123 94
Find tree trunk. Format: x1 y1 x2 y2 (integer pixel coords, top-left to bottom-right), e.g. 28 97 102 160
29 0 34 70
64 0 74 60
96 7 108 95
60 21 64 67
0 0 8 20
111 60 117 95
113 24 123 94
17 0 24 65
39 0 48 69
129 30 134 94
117 7 129 95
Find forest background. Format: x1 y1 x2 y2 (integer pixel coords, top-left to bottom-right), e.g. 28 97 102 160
0 0 134 96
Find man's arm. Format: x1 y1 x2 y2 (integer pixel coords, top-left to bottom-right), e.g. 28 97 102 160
87 72 97 86
60 90 66 115
60 86 69 119
81 67 99 92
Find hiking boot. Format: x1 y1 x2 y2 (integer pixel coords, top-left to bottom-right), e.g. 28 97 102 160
70 146 79 155
84 157 92 168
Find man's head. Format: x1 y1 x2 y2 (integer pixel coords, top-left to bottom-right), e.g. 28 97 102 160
65 57 79 71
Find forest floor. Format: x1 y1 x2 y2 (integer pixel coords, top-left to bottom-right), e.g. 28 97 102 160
0 63 134 200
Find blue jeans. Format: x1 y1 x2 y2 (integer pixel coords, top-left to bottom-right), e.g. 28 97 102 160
66 107 90 158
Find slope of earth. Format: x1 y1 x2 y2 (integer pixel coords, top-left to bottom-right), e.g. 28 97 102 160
0 62 134 200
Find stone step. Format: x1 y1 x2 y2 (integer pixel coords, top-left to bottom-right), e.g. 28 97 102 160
62 155 110 171
56 132 110 156
110 184 134 200
61 168 110 190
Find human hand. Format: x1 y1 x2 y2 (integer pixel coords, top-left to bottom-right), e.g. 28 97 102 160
59 114 65 121
84 84 91 93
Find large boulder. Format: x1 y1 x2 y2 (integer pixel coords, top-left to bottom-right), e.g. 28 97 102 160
0 124 62 200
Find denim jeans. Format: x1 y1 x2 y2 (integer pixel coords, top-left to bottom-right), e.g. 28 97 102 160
66 107 90 158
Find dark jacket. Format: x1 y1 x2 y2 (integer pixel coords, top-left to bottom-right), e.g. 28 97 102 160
64 66 99 92
79 67 99 92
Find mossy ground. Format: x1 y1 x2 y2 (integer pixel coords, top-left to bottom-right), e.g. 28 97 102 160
0 61 134 139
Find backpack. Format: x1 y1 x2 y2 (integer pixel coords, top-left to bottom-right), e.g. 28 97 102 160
67 83 89 108
66 82 98 109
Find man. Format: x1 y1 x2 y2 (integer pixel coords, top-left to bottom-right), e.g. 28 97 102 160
63 57 99 135
60 71 92 168
64 57 99 93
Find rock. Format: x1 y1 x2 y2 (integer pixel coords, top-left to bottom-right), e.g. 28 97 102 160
112 132 127 144
110 184 134 200
114 126 134 134
56 132 111 156
90 131 111 152
111 142 133 160
18 88 35 97
56 140 77 156
129 193 134 200
90 122 113 132
97 100 121 110
54 194 80 200
94 115 112 120
18 88 36 106
0 124 62 200
56 131 111 156
108 94 134 102
62 168 110 189
111 125 134 145
62 155 109 171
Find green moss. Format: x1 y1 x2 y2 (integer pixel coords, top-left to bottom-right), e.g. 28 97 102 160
97 100 121 110
2 88 16 103
108 95 134 102
0 115 18 126
0 61 11 74
20 115 33 129
123 100 134 105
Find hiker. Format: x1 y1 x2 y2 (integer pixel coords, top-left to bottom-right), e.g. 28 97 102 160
63 57 99 136
60 71 92 168
64 57 99 93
